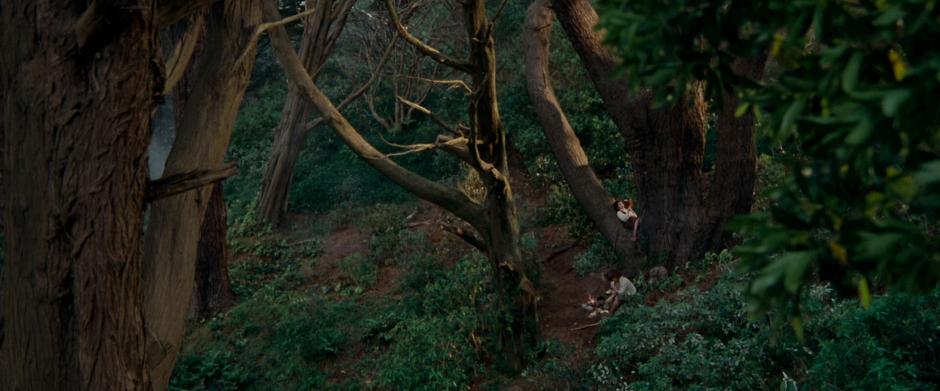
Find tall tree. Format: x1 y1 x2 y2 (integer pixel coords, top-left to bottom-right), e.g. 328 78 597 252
0 0 214 388
259 0 538 369
256 0 356 227
163 14 237 321
140 2 263 388
526 0 764 269
524 0 639 268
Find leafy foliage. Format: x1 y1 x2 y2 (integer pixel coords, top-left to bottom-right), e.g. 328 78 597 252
599 0 940 317
590 272 940 390
573 235 620 276
377 257 493 390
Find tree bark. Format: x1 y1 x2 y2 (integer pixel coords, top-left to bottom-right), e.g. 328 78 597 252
0 1 158 389
549 0 762 268
164 17 237 321
141 2 262 388
256 0 355 227
191 184 235 319
524 0 642 272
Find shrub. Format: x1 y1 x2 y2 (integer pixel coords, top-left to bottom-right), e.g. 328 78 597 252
573 236 620 276
544 184 593 239
338 253 377 288
589 270 940 390
377 257 494 390
170 350 254 391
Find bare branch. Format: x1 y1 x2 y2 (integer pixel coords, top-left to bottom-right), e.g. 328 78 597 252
396 96 462 135
492 0 511 23
365 135 469 160
234 6 320 70
304 33 400 132
440 223 486 252
400 76 472 94
146 164 237 202
262 0 484 226
384 0 474 73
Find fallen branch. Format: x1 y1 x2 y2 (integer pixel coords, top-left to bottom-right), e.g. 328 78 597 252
405 220 431 228
146 164 237 202
569 321 601 331
542 240 580 264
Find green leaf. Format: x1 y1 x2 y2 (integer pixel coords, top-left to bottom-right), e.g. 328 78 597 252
913 160 940 185
858 277 872 309
881 89 911 117
857 232 904 258
873 7 906 26
845 119 874 145
778 98 806 138
842 52 864 93
781 251 815 294
735 103 751 118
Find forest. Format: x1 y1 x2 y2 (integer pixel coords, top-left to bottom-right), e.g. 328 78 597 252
0 0 938 390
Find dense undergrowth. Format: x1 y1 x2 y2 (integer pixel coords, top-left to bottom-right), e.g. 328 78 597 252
170 203 504 390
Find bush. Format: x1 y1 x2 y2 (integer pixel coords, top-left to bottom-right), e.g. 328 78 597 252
377 257 495 390
171 288 349 390
589 269 940 390
338 253 377 288
170 350 254 391
573 236 620 276
543 184 594 240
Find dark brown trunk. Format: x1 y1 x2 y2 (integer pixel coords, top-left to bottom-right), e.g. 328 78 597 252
0 1 157 389
705 57 766 248
257 0 354 226
191 184 235 318
552 0 762 268
141 2 262 388
629 91 711 268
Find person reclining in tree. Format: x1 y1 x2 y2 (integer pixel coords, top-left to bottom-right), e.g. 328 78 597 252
614 198 640 242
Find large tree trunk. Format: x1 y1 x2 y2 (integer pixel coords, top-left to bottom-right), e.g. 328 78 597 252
548 0 762 268
0 2 158 389
164 17 236 321
629 91 711 267
141 2 262 388
191 184 235 319
257 0 355 227
524 1 642 271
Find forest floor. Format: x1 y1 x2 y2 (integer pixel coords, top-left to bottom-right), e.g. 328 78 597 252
284 204 605 387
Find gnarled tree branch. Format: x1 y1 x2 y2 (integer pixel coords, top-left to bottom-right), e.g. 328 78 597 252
383 0 474 73
261 0 484 227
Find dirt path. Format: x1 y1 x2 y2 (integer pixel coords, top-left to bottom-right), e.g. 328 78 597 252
535 226 601 365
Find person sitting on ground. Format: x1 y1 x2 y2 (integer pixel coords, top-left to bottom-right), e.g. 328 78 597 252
601 269 636 315
613 198 640 241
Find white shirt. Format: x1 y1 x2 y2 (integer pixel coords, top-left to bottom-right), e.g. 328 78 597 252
616 208 637 223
